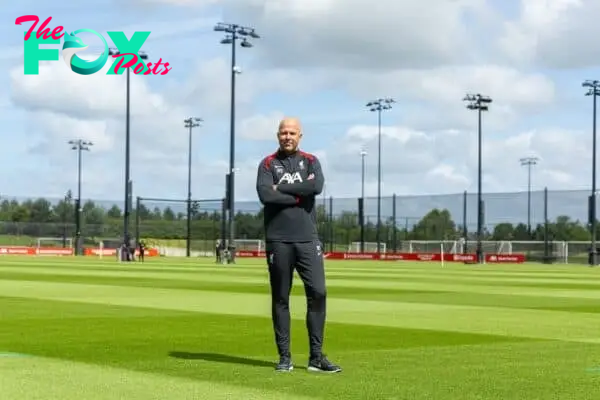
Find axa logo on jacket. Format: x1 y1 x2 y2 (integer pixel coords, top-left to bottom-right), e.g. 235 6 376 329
277 172 303 184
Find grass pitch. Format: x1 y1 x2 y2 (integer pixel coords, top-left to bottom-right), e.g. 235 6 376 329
1 257 599 399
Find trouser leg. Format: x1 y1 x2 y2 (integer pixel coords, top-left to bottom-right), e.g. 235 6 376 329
294 240 326 358
266 241 295 357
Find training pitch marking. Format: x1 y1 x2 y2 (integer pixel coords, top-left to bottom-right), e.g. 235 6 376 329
0 352 31 357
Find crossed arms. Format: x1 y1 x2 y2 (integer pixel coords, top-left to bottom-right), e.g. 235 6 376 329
256 157 325 205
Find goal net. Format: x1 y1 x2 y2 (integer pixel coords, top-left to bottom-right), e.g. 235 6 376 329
35 237 74 256
404 240 512 254
233 239 264 252
36 237 73 249
509 240 567 263
348 242 387 253
97 238 125 259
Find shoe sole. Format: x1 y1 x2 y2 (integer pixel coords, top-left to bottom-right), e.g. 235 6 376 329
275 366 293 372
307 366 342 373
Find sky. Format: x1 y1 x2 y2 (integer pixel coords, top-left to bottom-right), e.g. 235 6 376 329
2 0 600 224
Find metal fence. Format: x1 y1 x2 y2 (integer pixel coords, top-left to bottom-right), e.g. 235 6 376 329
0 188 595 253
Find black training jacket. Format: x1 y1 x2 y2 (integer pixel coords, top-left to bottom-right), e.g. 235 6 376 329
256 149 324 242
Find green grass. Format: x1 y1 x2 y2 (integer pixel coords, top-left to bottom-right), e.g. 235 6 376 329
1 257 600 399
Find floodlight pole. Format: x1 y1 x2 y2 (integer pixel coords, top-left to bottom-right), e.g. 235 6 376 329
184 117 202 258
108 48 148 250
366 98 394 255
69 139 93 255
583 80 600 265
360 149 367 253
214 23 260 261
519 157 539 235
463 93 492 264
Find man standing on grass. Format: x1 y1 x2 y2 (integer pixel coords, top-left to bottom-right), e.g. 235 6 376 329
255 117 342 373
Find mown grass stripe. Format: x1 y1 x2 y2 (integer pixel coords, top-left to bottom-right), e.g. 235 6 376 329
0 355 312 400
0 279 598 343
3 267 600 299
3 271 600 314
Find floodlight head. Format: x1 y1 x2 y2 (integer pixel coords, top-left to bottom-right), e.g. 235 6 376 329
370 107 378 112
479 96 492 104
220 37 233 44
214 24 227 32
384 98 395 103
108 47 119 55
360 149 367 156
194 117 203 122
249 31 260 39
582 80 599 88
519 156 539 166
240 39 253 48
138 51 148 60
366 101 374 107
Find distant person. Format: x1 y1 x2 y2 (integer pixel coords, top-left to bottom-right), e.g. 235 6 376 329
215 240 222 263
256 116 341 373
138 241 145 262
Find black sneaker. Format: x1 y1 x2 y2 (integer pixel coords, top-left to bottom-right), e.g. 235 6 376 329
307 355 341 373
275 355 293 372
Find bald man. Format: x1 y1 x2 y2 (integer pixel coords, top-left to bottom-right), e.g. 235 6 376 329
256 117 341 373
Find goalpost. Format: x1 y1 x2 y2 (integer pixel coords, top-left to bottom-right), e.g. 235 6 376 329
406 240 512 255
36 237 73 256
233 239 264 252
348 242 387 253
36 237 73 249
96 238 125 259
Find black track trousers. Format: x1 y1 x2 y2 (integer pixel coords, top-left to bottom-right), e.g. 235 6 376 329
266 240 326 358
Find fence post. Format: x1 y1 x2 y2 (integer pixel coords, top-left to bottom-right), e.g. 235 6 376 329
221 197 227 250
328 197 333 252
392 194 397 252
462 190 467 239
358 197 364 253
135 196 141 247
543 186 550 263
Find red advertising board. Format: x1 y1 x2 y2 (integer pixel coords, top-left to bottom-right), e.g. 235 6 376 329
0 246 525 263
0 246 159 257
235 251 525 263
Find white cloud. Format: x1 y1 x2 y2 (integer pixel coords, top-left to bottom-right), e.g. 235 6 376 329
177 58 319 116
30 112 113 152
9 58 168 120
239 111 283 140
325 124 591 198
497 0 600 68
231 0 490 70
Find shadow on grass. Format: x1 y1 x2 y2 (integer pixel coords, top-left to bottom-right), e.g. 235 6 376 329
168 351 306 370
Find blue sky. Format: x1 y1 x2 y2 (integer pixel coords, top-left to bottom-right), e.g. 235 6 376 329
2 0 600 225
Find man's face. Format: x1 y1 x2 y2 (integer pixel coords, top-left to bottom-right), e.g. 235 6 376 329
277 119 302 153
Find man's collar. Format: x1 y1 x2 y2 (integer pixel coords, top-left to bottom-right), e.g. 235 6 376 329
276 148 299 157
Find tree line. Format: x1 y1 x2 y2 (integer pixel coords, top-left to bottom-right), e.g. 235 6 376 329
0 194 594 246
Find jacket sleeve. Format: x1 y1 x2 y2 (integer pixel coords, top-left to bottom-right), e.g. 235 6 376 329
276 156 325 197
256 159 299 205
